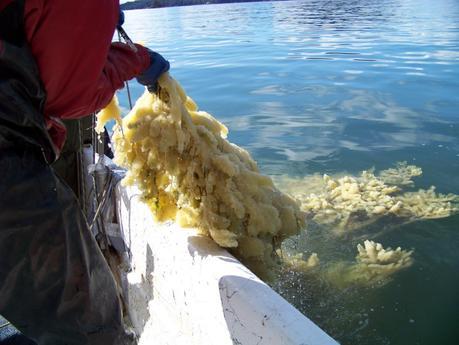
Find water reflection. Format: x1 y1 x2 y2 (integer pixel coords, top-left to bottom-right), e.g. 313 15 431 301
220 87 457 164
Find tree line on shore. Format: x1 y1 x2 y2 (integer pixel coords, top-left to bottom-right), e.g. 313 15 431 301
121 0 283 10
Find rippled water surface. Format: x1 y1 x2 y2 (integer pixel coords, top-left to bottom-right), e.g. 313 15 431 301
120 1 459 344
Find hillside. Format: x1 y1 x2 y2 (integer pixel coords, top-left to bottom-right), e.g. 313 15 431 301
121 0 282 10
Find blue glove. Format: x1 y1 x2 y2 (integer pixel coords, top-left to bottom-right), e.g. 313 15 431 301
118 10 125 28
136 50 170 93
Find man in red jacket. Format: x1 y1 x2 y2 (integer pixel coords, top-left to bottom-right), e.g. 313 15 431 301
0 0 169 344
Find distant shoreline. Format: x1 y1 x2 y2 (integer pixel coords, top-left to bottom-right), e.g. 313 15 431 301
121 0 287 11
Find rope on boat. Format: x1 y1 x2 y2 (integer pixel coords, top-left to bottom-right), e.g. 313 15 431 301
117 30 134 110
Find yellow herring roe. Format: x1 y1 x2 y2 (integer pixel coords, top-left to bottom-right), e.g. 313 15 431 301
325 240 414 287
275 164 459 234
110 74 306 276
95 96 122 134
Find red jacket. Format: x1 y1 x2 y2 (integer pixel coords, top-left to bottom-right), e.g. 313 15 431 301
20 0 150 151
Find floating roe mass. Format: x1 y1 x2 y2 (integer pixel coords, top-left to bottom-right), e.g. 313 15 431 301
274 164 457 286
280 240 414 287
274 163 459 234
323 240 414 287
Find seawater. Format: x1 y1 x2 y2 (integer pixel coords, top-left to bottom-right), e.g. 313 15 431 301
118 1 459 344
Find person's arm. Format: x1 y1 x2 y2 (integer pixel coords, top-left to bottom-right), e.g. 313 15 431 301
24 0 150 119
60 41 149 119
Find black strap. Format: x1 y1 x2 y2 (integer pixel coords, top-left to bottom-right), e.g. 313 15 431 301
0 0 26 44
0 0 56 163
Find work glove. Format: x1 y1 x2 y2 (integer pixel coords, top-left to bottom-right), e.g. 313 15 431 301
118 10 125 28
136 49 170 93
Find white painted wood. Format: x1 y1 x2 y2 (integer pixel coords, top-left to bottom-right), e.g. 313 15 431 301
116 184 338 345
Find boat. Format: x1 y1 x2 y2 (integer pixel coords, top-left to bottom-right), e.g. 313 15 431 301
83 140 338 344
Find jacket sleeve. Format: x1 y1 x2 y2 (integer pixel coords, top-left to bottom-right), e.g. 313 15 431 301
61 42 150 119
23 0 150 120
